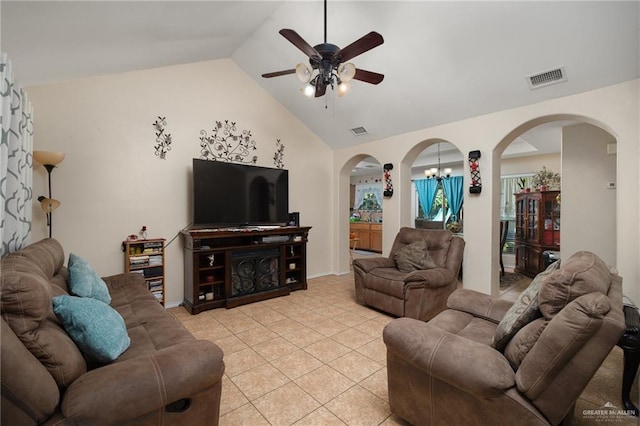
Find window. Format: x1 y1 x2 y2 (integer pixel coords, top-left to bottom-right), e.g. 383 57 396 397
415 177 463 226
500 175 532 254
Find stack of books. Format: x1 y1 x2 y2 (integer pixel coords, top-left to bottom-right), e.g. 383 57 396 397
143 241 163 254
129 255 149 267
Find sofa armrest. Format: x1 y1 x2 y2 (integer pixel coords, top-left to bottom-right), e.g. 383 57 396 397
447 288 514 323
404 268 455 288
352 256 396 273
61 340 224 423
384 317 515 398
102 272 147 291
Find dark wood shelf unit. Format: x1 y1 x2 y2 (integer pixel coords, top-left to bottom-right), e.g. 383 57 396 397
515 191 561 277
182 226 311 314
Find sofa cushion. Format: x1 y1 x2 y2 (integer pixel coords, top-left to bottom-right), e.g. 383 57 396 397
366 268 407 298
492 261 560 351
503 317 548 370
1 243 88 388
68 253 111 305
394 240 437 273
53 295 130 363
538 251 611 320
516 292 611 399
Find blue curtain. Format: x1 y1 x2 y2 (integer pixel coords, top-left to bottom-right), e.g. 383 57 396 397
415 179 438 217
442 176 464 222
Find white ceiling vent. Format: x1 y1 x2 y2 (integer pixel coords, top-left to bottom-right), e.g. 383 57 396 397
527 67 567 90
350 126 369 136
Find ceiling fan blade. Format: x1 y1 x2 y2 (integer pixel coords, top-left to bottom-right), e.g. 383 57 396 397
262 69 296 78
337 31 384 62
279 29 322 61
314 81 327 97
353 69 385 85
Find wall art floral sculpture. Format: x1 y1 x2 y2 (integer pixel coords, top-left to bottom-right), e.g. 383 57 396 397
152 116 172 159
199 120 257 164
273 139 285 169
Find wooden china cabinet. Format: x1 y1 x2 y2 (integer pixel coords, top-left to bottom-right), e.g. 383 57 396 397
514 190 561 277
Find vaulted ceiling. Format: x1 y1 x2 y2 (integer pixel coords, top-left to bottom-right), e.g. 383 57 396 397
2 1 638 153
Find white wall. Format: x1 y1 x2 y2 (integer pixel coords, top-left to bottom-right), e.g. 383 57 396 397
561 123 616 265
501 153 560 178
333 80 639 301
27 59 334 307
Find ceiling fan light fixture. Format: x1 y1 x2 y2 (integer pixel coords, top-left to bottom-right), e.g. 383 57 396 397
338 62 356 82
295 63 312 83
337 81 350 97
302 82 315 97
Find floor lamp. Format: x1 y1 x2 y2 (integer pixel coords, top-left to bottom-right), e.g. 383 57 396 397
33 151 65 238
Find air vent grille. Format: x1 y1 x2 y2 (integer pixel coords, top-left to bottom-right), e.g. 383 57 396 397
527 67 567 89
350 126 368 136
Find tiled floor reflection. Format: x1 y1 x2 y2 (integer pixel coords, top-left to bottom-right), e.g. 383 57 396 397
169 269 634 425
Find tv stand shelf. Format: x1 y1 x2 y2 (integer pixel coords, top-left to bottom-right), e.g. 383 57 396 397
182 226 311 314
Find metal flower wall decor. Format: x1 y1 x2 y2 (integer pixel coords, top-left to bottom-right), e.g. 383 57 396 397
273 139 285 169
152 116 172 159
199 120 257 164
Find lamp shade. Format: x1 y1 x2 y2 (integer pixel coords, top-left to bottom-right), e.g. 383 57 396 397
33 151 65 166
39 197 61 213
338 63 356 82
295 63 312 83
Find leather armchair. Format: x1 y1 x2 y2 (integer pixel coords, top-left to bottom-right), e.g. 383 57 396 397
353 227 465 321
383 251 625 425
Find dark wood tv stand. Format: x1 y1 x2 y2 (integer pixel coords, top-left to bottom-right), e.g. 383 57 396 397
182 226 311 314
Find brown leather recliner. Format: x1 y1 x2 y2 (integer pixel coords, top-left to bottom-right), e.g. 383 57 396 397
353 227 465 321
383 251 625 425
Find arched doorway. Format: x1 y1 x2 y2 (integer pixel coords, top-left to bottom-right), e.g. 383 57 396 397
336 154 384 274
494 115 617 296
350 157 384 258
411 141 465 234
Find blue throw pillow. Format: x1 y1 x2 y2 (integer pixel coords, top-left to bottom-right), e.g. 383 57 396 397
53 295 130 363
68 253 111 304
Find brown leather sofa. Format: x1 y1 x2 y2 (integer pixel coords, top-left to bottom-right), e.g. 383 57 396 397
383 251 624 425
1 238 225 425
353 227 465 321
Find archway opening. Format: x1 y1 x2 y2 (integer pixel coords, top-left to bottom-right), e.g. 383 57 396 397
410 141 465 234
495 115 617 296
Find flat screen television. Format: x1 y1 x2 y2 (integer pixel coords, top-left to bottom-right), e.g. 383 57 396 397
192 159 289 228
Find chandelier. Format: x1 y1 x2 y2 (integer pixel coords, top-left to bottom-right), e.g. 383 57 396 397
424 143 452 181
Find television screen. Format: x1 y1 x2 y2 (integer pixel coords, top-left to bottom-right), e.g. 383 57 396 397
192 159 289 227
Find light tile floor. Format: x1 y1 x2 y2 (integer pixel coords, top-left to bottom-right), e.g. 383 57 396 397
169 270 636 426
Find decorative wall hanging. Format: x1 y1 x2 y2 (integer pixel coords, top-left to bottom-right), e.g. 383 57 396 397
468 150 482 194
152 117 172 159
383 163 394 197
273 139 285 169
199 120 257 164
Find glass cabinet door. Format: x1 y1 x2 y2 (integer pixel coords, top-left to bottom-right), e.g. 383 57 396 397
526 197 539 242
543 194 561 246
515 197 526 239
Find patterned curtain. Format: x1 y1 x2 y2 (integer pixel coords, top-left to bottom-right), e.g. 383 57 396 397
1 53 34 257
353 183 383 210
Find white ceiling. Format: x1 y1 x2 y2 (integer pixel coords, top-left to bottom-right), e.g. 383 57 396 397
2 1 639 153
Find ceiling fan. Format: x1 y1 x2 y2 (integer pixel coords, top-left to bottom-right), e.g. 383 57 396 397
261 0 384 98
